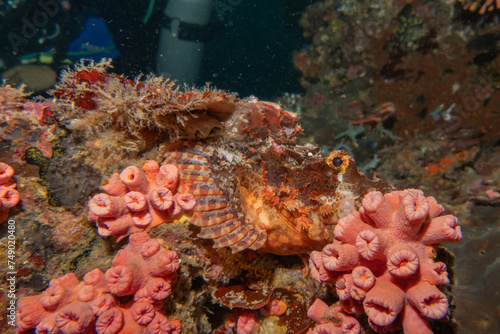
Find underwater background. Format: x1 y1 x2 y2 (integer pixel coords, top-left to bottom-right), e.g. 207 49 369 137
1 0 500 333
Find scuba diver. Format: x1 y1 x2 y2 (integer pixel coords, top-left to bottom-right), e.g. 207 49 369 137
0 0 224 92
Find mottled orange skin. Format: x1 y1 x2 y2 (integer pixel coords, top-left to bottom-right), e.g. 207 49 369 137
236 168 334 255
232 149 386 255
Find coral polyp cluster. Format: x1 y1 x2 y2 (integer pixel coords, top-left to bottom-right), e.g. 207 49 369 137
105 232 180 301
0 162 20 223
309 189 462 333
16 233 181 334
88 160 195 242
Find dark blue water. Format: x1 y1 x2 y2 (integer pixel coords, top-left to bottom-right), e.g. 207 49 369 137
200 0 307 99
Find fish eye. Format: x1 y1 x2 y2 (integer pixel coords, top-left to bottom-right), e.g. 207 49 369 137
331 156 343 167
326 151 350 175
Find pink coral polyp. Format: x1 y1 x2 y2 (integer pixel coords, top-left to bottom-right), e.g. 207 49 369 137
0 162 20 223
237 311 260 334
131 301 156 325
106 266 134 296
40 285 66 309
125 191 148 211
307 299 361 334
95 308 124 334
386 245 420 276
150 187 174 210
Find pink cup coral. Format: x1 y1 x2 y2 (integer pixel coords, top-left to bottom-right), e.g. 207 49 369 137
0 162 20 223
309 189 462 333
237 311 260 334
105 232 179 300
88 160 195 241
16 233 181 334
307 299 361 334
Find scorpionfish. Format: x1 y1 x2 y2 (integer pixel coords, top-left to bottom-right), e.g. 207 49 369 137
162 100 389 255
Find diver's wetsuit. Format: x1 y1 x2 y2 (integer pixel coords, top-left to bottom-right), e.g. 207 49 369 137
0 0 166 76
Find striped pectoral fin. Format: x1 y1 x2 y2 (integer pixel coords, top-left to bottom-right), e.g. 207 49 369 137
229 229 261 253
179 181 225 196
191 188 225 196
164 152 209 165
197 218 243 239
211 224 251 249
248 229 267 251
192 213 235 228
179 172 213 182
164 147 268 254
190 208 235 227
177 164 212 173
192 196 229 212
179 173 224 187
211 224 268 253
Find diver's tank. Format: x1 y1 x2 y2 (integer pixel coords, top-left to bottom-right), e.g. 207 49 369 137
157 0 213 85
